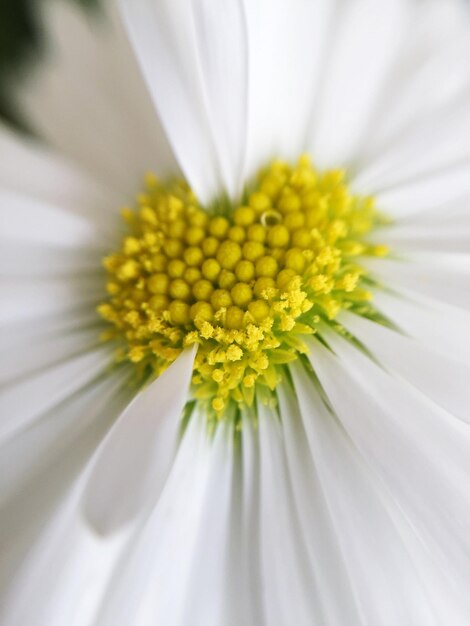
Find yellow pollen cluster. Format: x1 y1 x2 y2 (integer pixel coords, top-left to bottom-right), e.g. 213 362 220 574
98 156 388 421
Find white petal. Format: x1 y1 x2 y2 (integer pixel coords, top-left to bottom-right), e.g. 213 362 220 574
353 0 470 177
308 0 409 168
0 274 104 326
93 411 213 625
0 307 99 354
375 197 470 253
82 347 196 534
256 402 323 626
0 188 108 279
372 162 470 219
0 345 113 444
236 416 265 625
0 325 100 387
291 362 441 625
163 420 242 626
364 254 470 310
307 333 470 620
119 0 247 202
0 370 134 626
338 311 470 423
244 0 334 176
277 384 363 625
0 187 103 250
0 369 130 510
352 94 470 194
17 1 178 196
0 481 130 626
0 123 120 239
373 289 470 367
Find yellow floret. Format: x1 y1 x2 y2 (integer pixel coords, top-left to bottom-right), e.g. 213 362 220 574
255 256 279 278
231 283 253 307
98 159 387 424
192 279 214 301
234 206 256 226
209 216 230 238
216 241 242 270
169 301 190 325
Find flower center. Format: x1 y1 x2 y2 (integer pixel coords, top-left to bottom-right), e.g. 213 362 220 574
98 156 388 422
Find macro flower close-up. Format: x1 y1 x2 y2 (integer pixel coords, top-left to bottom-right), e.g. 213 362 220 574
1 0 470 624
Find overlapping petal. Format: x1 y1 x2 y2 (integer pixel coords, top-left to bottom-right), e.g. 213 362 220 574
2 0 470 624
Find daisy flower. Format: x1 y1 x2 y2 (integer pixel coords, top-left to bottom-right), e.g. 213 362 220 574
2 0 470 624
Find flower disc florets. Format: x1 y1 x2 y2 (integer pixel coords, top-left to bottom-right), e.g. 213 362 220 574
98 156 388 422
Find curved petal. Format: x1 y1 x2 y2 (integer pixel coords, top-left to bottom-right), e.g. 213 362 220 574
82 347 196 534
364 254 470 310
243 0 334 177
0 373 134 626
290 365 444 624
308 0 409 169
0 123 121 238
0 482 129 626
307 333 470 621
256 401 324 626
92 411 215 625
118 0 248 203
374 289 470 367
16 0 178 197
353 0 470 179
0 345 113 444
339 311 470 423
277 384 363 625
375 194 470 253
0 274 104 326
373 162 470 220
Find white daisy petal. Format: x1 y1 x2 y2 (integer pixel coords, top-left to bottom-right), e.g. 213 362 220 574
0 189 105 273
82 347 196 535
0 345 113 444
292 361 441 625
236 417 265 625
0 307 100 355
0 186 110 281
17 1 178 196
294 366 465 626
364 254 470 310
372 162 470 219
374 289 470 367
309 0 409 169
0 274 104 326
164 421 242 626
118 0 247 202
257 401 323 626
0 369 131 512
0 123 120 238
0 325 101 387
0 483 129 626
278 384 364 625
353 0 470 175
1 362 132 625
339 311 470 423
309 334 470 619
375 196 470 253
188 0 248 199
352 93 470 194
244 0 334 176
93 411 212 625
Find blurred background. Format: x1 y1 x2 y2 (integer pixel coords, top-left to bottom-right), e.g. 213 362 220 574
0 0 97 128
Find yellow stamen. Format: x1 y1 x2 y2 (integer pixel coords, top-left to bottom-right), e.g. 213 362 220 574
98 156 388 421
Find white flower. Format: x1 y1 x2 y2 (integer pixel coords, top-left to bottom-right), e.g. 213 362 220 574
1 0 470 624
